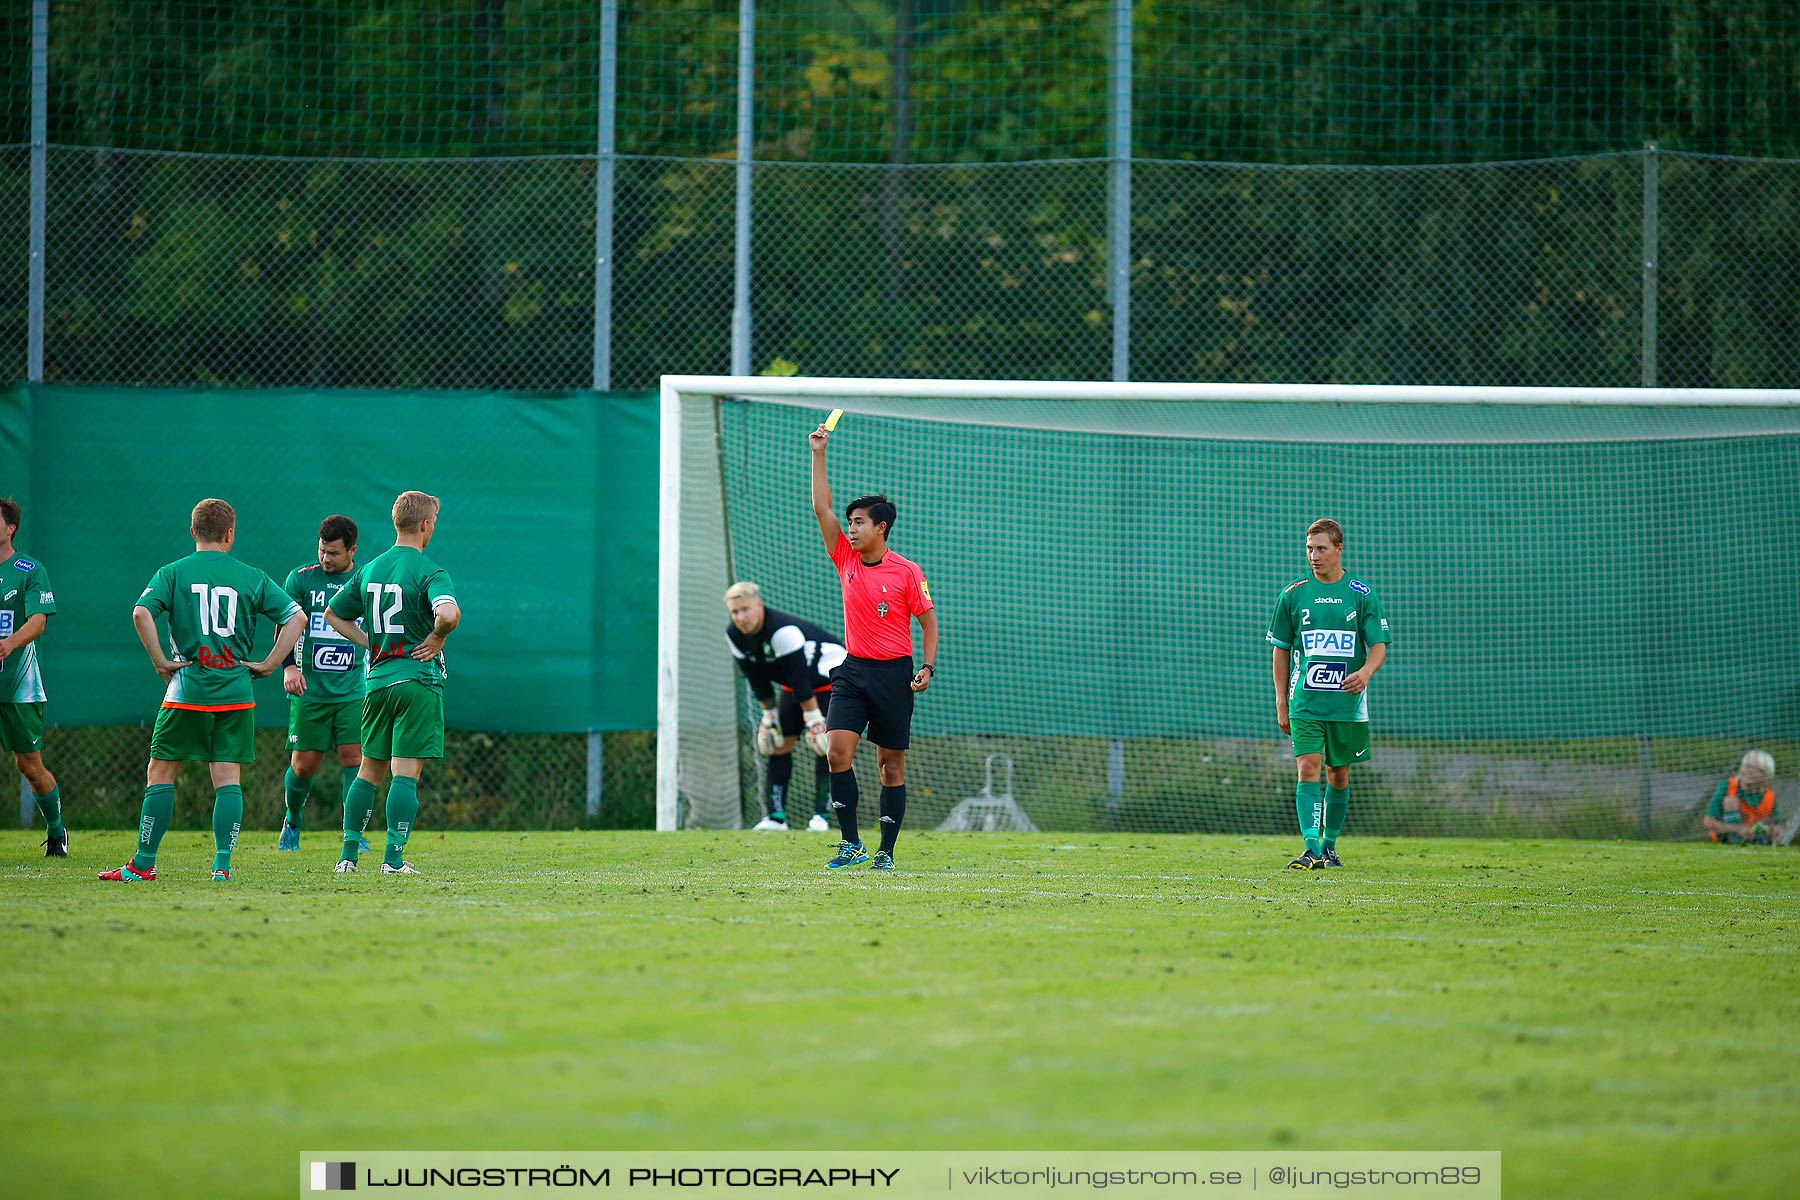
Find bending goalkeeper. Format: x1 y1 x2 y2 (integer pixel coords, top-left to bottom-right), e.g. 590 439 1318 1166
726 582 846 831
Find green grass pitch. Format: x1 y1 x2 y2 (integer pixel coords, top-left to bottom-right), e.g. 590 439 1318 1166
4 830 1796 1199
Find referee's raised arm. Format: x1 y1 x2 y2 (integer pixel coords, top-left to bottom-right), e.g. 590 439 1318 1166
809 424 845 551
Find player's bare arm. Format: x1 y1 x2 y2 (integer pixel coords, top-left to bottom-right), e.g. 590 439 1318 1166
283 659 307 696
131 604 187 683
412 600 461 661
1272 647 1291 734
250 611 306 679
809 426 845 549
324 608 371 650
0 611 47 663
1341 642 1387 695
911 607 939 692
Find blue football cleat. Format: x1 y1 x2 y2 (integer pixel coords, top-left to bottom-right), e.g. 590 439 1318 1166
825 841 870 870
277 821 300 851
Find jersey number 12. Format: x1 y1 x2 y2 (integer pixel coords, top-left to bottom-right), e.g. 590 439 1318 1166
368 583 405 635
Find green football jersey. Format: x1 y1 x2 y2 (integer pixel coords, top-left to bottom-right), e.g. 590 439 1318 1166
282 563 366 703
328 545 457 693
0 551 57 704
136 551 302 709
1266 572 1392 723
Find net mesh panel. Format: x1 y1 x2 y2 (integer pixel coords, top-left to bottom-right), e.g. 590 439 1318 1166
674 389 1800 837
42 1 599 157
754 0 1110 164
22 3 1800 165
1134 1 1800 164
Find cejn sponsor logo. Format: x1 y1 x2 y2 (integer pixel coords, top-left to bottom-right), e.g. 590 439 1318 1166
1303 661 1348 691
1299 629 1357 658
313 643 357 673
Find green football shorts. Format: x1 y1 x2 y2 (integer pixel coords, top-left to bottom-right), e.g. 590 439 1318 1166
0 701 45 754
288 697 362 752
360 681 445 760
149 706 256 763
1290 716 1371 767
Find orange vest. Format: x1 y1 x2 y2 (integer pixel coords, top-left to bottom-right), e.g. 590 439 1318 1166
1711 776 1775 841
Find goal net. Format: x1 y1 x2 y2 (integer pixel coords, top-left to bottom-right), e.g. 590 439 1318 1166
660 378 1800 840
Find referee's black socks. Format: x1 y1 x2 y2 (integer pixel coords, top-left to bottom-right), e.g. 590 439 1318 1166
830 769 861 845
878 785 906 855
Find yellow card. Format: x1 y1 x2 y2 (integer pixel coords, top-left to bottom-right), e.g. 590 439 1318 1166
824 409 844 431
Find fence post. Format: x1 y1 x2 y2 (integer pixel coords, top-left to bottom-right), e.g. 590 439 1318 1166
1108 0 1131 384
586 731 604 820
1640 141 1658 389
730 0 755 377
27 0 48 384
1637 140 1659 836
23 0 48 828
587 2 620 823
1105 0 1133 812
591 0 619 392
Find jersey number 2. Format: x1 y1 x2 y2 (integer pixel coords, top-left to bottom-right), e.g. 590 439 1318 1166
368 583 405 635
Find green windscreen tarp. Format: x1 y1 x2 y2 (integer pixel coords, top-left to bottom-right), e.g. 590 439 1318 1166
0 383 658 732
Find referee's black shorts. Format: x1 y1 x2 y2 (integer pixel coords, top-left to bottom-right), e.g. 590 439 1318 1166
776 685 831 737
825 655 915 750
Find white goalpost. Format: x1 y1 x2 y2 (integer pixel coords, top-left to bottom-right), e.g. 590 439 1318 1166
659 376 1800 837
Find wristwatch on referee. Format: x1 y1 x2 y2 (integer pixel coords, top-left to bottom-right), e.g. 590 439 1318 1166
920 663 936 677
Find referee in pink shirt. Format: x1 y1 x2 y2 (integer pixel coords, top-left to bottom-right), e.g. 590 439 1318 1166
809 419 939 871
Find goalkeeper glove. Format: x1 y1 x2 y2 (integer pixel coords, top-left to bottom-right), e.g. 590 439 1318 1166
804 710 830 757
754 709 782 756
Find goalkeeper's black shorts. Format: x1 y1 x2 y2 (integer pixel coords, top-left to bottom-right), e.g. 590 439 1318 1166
777 684 832 737
825 655 915 750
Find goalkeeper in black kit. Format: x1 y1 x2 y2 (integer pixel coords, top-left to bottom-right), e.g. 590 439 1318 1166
725 581 846 831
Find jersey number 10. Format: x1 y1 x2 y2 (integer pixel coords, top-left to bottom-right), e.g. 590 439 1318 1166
189 584 240 637
367 583 405 635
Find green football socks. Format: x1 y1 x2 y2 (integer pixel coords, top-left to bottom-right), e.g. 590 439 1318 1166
131 784 175 871
283 768 312 828
384 776 419 869
211 784 244 872
1323 785 1350 849
33 785 64 837
341 770 359 826
342 777 379 862
1295 780 1323 856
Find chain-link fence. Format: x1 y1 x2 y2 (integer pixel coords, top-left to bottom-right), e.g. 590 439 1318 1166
19 146 1800 390
26 727 655 833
